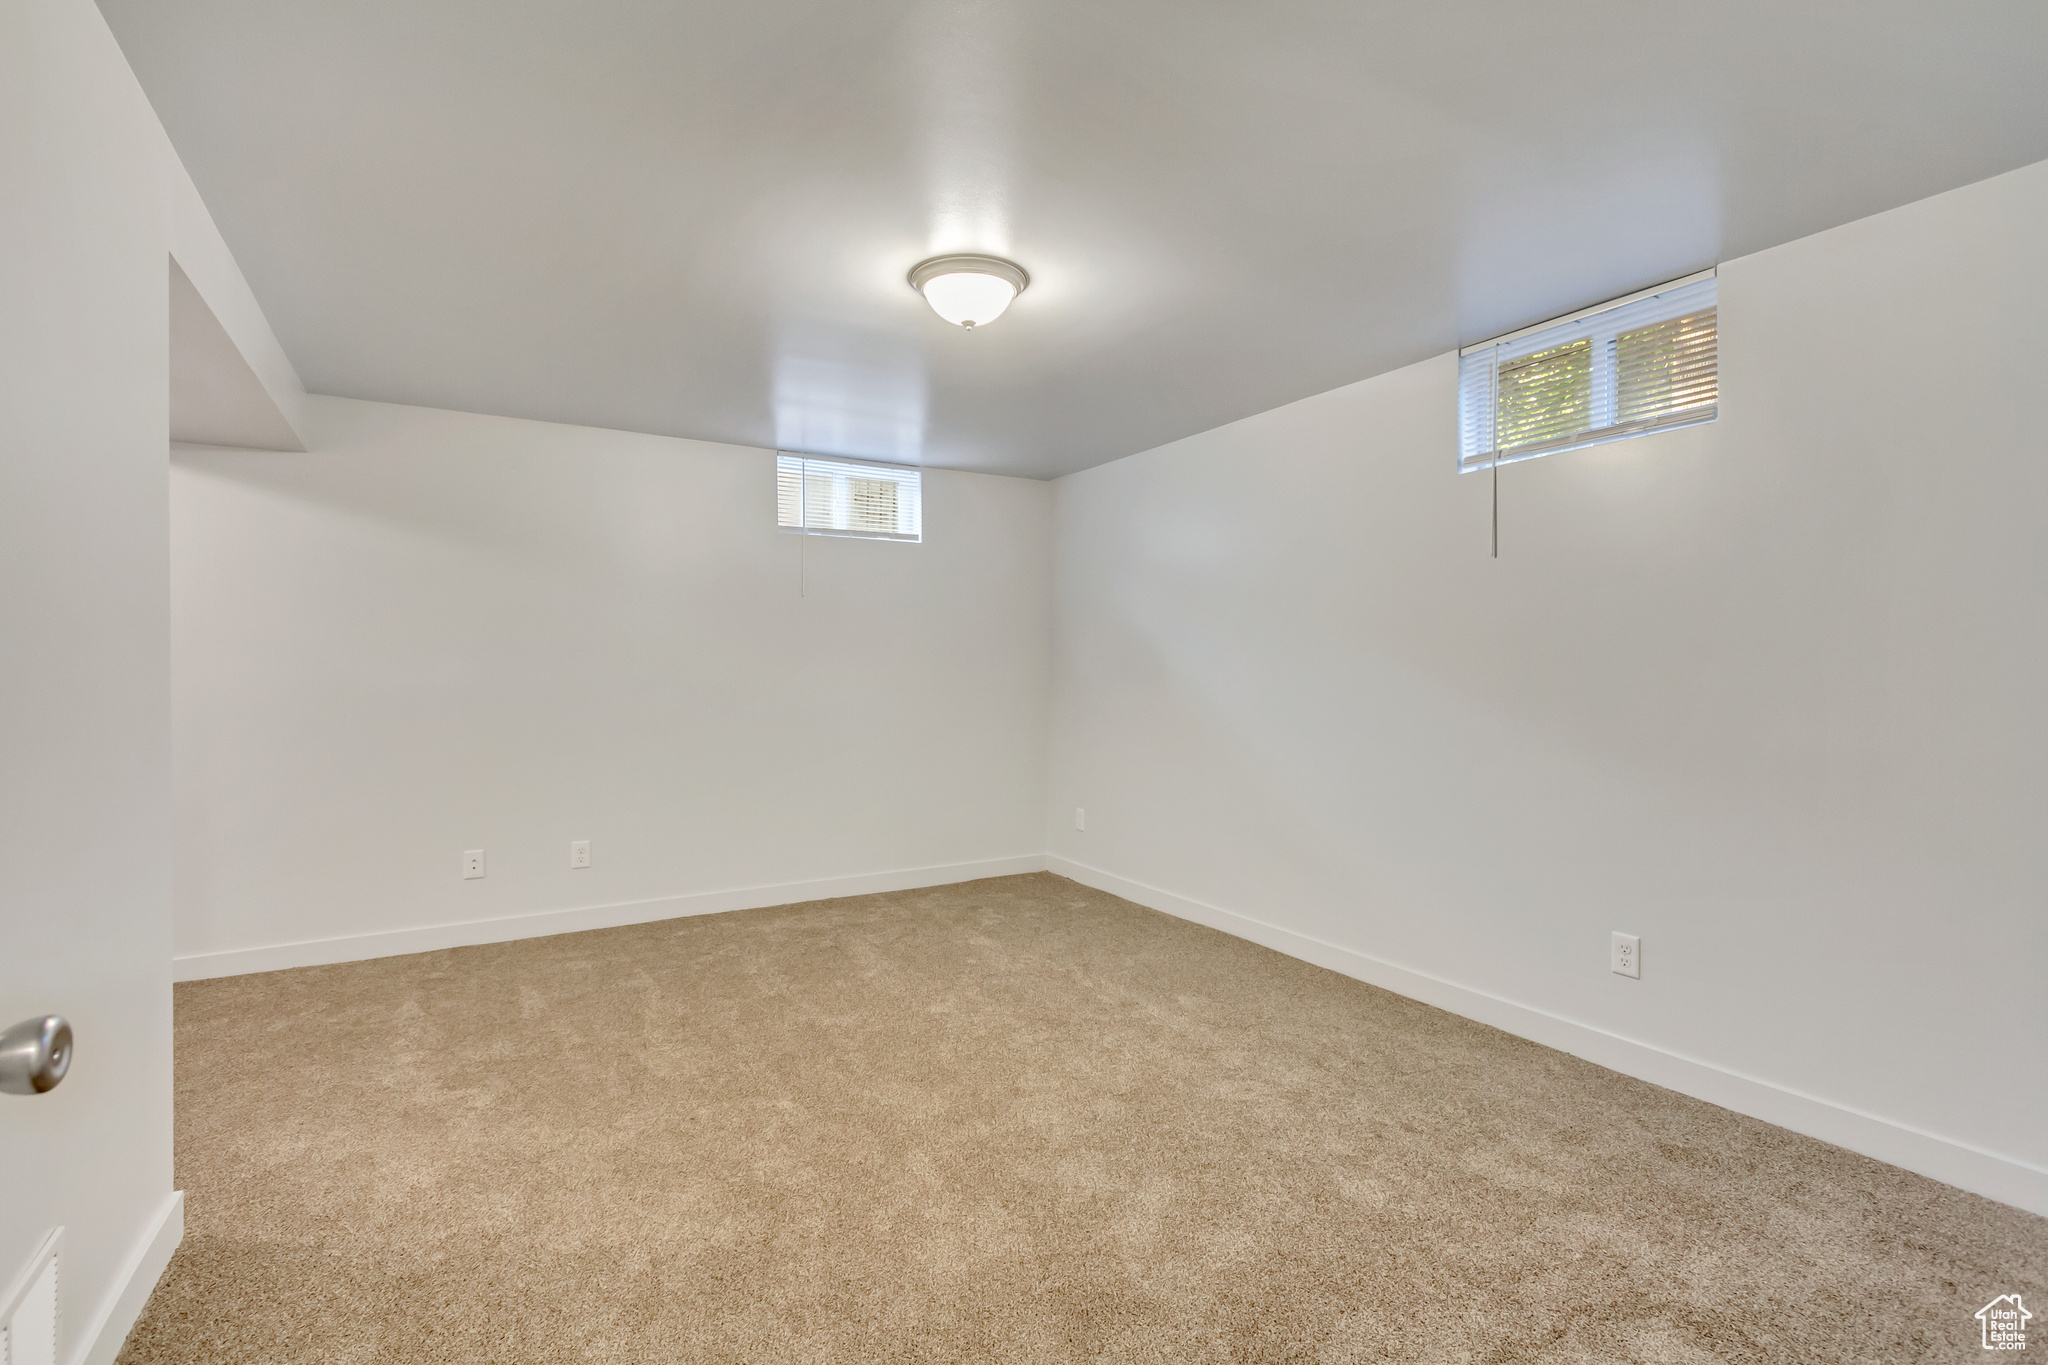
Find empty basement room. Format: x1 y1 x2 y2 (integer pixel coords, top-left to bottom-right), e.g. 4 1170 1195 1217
5 2 2048 1363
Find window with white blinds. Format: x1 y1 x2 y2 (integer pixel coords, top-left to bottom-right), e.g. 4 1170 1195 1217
776 454 922 541
1458 272 1717 471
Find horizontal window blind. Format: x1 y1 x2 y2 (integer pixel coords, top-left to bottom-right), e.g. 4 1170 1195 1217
1459 273 1717 471
776 454 922 541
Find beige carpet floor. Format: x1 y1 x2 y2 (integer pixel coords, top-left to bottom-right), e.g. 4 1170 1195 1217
120 873 2043 1363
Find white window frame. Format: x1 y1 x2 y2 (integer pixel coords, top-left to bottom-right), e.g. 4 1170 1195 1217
776 453 923 543
1459 269 1718 472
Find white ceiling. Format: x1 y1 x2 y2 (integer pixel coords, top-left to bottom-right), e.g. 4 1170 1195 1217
101 1 2048 479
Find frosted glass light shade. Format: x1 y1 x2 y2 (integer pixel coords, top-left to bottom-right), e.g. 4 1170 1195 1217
921 271 1017 327
908 255 1029 328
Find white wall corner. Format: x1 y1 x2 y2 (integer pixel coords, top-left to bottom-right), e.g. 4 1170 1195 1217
159 128 307 450
168 257 303 452
1046 856 2048 1219
73 1190 181 1365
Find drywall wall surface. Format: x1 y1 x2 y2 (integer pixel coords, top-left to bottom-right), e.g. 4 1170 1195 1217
169 258 302 450
163 129 306 446
0 3 175 1360
1045 160 2048 1207
171 397 1051 967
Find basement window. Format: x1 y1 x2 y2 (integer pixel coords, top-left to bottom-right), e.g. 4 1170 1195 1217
776 454 922 542
1458 271 1717 471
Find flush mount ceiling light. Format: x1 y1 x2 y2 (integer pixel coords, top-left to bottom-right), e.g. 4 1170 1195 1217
908 255 1029 329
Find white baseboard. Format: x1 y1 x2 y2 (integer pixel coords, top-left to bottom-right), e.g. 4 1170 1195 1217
168 850 2046 1216
75 1190 182 1365
172 856 1049 981
1047 855 2048 1218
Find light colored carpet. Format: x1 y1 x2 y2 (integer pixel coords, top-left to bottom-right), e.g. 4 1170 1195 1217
121 873 2043 1363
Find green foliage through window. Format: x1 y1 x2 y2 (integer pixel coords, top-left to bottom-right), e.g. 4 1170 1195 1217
1497 339 1591 453
1458 275 1719 470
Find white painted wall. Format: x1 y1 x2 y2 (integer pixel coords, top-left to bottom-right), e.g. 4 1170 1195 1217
171 396 1051 974
164 151 307 446
0 4 180 1361
1045 160 2048 1213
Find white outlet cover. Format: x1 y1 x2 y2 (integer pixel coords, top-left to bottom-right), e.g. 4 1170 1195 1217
463 849 485 880
1074 807 1086 831
569 839 590 869
1611 931 1641 979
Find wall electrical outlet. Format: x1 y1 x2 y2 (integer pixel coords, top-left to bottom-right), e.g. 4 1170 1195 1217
569 839 591 869
1074 807 1086 831
463 849 485 880
1611 932 1641 979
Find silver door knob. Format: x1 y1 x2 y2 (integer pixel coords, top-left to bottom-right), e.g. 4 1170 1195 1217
0 1016 72 1095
